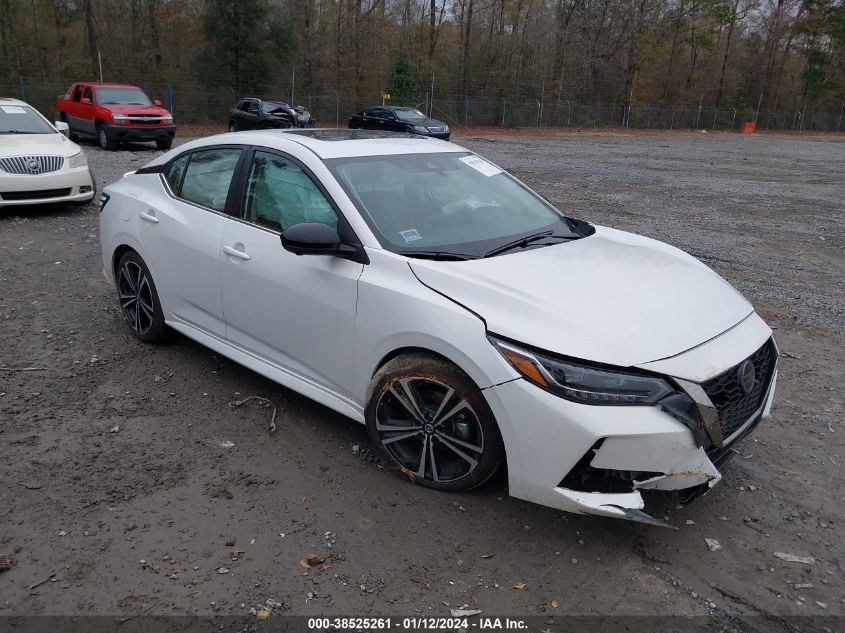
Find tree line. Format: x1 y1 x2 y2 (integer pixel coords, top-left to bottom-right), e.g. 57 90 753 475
0 0 842 125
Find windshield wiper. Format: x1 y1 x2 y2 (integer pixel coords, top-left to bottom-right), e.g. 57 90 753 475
401 250 479 261
483 230 574 258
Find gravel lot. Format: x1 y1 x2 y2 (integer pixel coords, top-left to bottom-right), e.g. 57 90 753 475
1 131 843 627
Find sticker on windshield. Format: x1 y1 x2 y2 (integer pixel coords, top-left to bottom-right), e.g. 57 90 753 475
399 229 423 243
1 106 26 114
459 155 502 177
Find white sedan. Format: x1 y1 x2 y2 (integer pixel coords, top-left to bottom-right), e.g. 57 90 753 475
99 129 777 525
0 98 95 206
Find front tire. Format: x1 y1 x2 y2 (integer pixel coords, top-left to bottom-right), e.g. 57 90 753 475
365 354 504 492
116 251 166 343
156 137 173 150
97 125 117 151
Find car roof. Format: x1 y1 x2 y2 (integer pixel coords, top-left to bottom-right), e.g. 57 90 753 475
84 82 143 89
164 129 464 160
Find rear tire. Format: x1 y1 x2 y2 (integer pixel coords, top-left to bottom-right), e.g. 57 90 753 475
228 120 238 132
97 125 117 151
115 251 167 343
365 354 504 492
156 137 173 150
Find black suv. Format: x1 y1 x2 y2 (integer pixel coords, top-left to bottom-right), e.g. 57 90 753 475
228 99 315 131
348 106 450 140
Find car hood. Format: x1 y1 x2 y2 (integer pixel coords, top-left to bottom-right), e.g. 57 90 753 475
0 133 81 158
100 103 170 115
407 118 447 128
408 225 752 368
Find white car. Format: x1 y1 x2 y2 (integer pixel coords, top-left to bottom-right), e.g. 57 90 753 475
99 129 777 525
0 98 95 206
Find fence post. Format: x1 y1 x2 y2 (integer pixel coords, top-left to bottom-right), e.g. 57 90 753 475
166 83 173 115
464 96 469 126
566 101 572 127
712 107 718 130
647 107 651 129
536 100 541 127
19 76 26 102
837 101 844 132
730 107 736 130
670 107 675 129
501 99 506 128
335 91 339 127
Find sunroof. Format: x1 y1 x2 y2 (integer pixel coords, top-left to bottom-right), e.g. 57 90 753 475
282 129 422 142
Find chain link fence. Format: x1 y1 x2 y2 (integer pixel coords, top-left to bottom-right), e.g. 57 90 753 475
5 78 844 133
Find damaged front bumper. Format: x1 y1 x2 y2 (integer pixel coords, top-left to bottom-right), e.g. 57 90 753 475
483 347 777 526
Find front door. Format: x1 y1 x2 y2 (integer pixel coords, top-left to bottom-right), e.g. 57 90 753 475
220 149 363 398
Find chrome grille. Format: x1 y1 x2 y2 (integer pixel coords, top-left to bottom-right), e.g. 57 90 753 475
702 338 777 441
0 155 65 175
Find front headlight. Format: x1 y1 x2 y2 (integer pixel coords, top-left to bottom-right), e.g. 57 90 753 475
68 150 87 169
489 336 675 406
413 125 429 133
162 115 173 123
112 114 128 123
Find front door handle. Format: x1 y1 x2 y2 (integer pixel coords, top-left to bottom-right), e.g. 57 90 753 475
139 209 159 224
222 244 251 261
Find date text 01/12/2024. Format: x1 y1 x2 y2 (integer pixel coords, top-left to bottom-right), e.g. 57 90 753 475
306 617 530 630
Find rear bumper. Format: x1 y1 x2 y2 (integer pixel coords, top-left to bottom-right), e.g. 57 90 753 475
0 166 95 206
104 124 176 142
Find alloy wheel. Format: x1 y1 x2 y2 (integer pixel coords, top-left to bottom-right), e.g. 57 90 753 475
118 260 155 335
375 377 484 483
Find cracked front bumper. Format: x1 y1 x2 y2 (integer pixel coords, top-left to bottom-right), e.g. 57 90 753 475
483 364 776 524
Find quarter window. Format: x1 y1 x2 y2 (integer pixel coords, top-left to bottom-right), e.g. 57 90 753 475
164 155 189 194
178 148 241 212
243 151 337 231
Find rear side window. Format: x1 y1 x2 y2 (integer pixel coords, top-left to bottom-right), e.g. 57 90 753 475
164 155 189 194
178 148 241 212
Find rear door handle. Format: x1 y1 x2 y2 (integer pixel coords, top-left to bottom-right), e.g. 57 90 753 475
139 209 159 224
222 244 251 261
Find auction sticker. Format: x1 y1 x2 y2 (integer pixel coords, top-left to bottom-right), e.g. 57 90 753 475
459 155 502 177
1 105 26 114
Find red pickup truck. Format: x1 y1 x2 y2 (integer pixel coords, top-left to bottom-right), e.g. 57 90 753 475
55 82 175 151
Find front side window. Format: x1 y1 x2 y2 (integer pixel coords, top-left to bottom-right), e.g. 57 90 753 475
243 151 337 232
178 148 241 211
327 152 583 256
82 87 93 102
247 101 260 114
72 86 84 102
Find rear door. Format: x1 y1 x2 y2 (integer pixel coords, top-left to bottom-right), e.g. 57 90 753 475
136 146 244 338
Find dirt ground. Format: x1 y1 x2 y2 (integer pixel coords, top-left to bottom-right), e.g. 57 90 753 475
1 131 843 629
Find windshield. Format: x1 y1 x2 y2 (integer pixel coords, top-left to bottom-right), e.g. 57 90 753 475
0 104 56 134
326 152 583 257
261 101 289 115
95 87 152 105
394 108 427 121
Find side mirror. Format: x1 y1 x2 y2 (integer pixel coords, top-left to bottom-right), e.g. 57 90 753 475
81 97 91 105
153 99 162 107
55 121 70 136
280 222 368 264
281 222 341 256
